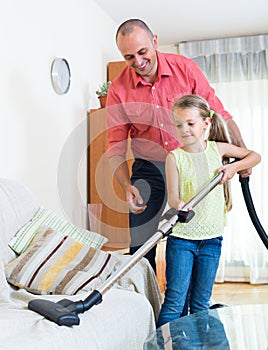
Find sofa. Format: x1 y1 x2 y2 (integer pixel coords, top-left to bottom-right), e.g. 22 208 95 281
0 178 162 350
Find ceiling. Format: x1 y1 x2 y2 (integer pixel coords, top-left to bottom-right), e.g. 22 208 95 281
95 0 268 46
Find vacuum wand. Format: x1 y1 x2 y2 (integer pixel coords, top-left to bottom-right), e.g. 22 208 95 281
93 171 224 298
160 171 223 221
28 172 224 326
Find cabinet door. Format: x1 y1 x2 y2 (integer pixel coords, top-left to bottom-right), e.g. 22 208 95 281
107 61 127 81
88 61 131 249
88 108 132 249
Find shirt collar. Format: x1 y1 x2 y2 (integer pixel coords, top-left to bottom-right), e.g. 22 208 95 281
157 51 173 77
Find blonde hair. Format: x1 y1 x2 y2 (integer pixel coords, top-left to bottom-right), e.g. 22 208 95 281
172 94 232 211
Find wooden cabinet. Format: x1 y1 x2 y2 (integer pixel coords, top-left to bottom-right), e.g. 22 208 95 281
107 61 126 81
87 108 131 248
87 60 130 249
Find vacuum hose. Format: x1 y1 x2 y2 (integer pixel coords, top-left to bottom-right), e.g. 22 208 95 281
239 176 268 249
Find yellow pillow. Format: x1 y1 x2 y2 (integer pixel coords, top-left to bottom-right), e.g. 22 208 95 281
5 226 118 295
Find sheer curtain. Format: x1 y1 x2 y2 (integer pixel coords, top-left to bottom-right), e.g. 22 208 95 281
179 35 268 284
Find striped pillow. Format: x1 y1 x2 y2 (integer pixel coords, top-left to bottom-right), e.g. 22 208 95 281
5 226 118 295
9 207 108 254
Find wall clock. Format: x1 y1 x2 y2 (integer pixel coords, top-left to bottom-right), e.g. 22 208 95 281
51 58 71 95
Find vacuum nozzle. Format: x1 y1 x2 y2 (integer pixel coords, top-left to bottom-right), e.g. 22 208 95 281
28 290 103 326
28 299 80 326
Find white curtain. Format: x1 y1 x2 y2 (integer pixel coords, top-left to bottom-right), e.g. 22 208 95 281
179 35 268 284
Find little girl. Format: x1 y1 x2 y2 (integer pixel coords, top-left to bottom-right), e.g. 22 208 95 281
157 94 261 327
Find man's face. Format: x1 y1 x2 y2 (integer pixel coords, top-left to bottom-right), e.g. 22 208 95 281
117 27 158 82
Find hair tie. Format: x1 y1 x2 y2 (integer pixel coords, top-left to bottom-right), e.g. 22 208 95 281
209 110 215 119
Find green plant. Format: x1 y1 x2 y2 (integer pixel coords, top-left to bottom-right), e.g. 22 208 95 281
96 81 112 97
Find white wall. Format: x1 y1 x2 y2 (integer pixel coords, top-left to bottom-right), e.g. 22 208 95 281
0 0 179 229
0 0 122 227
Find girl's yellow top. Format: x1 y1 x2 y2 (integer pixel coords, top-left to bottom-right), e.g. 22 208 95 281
170 141 226 240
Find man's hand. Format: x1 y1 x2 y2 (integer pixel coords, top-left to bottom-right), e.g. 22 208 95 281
126 184 147 214
226 119 252 177
109 156 147 214
238 168 252 178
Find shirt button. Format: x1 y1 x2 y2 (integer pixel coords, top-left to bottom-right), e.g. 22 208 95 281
152 86 155 90
164 142 168 146
156 105 160 109
160 123 164 127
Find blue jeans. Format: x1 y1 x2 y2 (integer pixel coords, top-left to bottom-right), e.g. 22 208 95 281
157 235 223 327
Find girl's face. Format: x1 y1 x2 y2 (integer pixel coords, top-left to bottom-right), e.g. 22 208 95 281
173 107 210 151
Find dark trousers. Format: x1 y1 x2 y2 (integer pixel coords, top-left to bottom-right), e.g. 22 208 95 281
129 158 167 272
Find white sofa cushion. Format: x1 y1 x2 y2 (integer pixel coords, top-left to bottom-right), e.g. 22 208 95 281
0 178 40 265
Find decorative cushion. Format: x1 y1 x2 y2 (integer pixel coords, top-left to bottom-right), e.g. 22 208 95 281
9 208 108 254
5 226 118 295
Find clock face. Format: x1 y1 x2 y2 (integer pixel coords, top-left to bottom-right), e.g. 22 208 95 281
51 58 71 95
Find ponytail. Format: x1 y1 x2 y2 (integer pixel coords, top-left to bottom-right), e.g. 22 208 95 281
208 112 232 212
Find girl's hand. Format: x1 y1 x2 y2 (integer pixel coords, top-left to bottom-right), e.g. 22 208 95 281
177 201 186 210
176 201 193 212
218 164 237 184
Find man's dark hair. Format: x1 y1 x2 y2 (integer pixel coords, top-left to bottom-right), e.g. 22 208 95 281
116 19 154 43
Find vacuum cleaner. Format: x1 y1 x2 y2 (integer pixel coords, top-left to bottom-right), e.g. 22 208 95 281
28 172 268 326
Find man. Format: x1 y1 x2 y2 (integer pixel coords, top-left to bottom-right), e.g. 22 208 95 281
106 19 249 272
